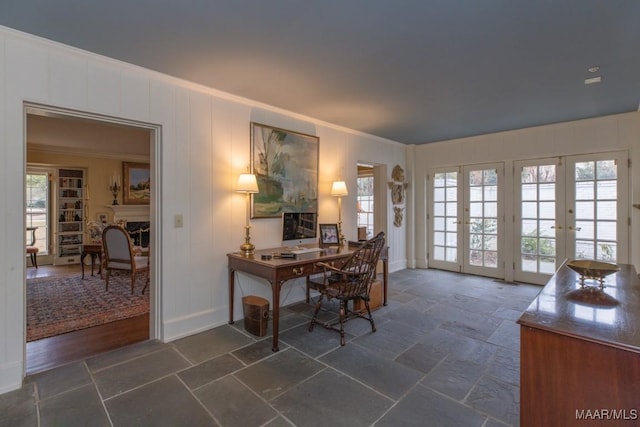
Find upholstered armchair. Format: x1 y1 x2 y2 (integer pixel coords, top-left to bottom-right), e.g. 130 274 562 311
102 225 149 294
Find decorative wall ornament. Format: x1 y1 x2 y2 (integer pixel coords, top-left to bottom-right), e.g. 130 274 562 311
388 164 409 227
393 207 404 228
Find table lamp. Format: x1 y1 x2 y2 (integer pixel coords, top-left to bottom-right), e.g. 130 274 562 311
331 180 348 246
236 173 259 256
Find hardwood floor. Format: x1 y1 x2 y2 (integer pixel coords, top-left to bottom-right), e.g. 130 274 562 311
26 264 150 375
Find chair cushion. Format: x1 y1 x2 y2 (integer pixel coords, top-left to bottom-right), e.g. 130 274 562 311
107 261 132 270
26 246 39 254
134 256 149 269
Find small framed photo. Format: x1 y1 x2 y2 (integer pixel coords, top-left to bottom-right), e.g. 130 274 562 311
319 223 339 246
96 212 108 224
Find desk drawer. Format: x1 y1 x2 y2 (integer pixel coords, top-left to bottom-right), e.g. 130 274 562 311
277 259 346 281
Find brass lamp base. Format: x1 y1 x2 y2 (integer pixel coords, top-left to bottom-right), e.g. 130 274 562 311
240 225 255 256
240 242 255 257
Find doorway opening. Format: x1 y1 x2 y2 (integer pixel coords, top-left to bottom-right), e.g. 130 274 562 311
24 103 161 374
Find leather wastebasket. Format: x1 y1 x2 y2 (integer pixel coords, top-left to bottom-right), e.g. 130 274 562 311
242 295 269 337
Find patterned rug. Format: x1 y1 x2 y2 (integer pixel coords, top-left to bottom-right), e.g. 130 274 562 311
26 273 150 342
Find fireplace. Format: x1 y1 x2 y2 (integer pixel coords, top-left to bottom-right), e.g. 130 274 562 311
108 205 150 247
126 221 150 247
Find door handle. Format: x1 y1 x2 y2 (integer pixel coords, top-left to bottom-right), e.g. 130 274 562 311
550 225 563 230
568 226 582 231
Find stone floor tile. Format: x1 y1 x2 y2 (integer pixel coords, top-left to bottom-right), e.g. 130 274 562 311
173 325 254 364
421 355 486 400
93 347 190 399
85 339 166 372
0 383 38 427
231 339 287 365
280 323 347 357
105 375 215 426
376 384 486 427
234 348 324 401
178 353 245 390
320 343 423 400
272 368 393 426
39 384 110 427
30 361 91 400
195 375 277 427
466 375 520 426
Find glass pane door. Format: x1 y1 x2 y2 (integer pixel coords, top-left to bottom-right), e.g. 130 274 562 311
514 159 563 284
566 153 629 263
429 169 461 271
463 164 503 278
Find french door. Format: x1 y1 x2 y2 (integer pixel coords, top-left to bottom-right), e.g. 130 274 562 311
514 151 629 284
429 163 504 279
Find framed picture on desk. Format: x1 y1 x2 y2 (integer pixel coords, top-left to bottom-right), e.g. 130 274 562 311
319 223 339 246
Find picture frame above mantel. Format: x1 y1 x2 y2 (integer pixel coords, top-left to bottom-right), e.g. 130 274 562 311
123 162 150 205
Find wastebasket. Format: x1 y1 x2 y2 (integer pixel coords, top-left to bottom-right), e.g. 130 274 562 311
242 295 269 337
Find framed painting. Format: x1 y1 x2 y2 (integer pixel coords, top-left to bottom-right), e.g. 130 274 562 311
250 122 319 218
123 162 150 205
319 224 339 246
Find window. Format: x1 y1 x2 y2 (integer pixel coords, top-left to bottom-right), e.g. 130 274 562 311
357 165 374 240
26 170 50 255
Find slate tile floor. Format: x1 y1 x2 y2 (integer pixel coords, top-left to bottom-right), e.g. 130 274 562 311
1 268 540 427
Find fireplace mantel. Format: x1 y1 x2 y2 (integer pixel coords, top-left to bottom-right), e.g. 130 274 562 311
107 205 150 222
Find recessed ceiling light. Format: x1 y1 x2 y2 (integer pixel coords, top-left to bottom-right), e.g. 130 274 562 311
588 66 600 73
585 76 602 85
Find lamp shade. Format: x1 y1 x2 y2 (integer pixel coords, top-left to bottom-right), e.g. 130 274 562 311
331 180 348 197
236 173 259 193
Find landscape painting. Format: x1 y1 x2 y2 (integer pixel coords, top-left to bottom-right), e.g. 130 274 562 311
123 162 150 205
251 122 319 218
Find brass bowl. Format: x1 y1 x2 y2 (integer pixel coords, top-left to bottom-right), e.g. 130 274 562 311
566 259 620 288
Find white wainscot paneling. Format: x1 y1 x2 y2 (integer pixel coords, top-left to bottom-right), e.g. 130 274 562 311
120 69 150 122
5 36 48 104
87 60 121 115
49 50 88 109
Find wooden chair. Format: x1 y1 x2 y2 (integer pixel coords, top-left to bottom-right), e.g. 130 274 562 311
308 232 386 345
102 225 149 294
26 226 39 268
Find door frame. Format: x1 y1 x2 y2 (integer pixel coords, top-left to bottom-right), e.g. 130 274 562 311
23 102 163 373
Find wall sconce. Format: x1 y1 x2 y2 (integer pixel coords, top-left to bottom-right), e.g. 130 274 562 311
109 174 121 205
236 173 259 256
331 180 348 246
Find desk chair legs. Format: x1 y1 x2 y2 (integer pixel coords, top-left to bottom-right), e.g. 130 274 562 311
309 295 376 346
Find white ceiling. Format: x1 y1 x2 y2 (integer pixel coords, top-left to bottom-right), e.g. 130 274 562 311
2 1 640 144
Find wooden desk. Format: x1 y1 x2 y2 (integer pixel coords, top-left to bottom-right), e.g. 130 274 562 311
81 244 103 279
228 246 360 352
517 261 640 426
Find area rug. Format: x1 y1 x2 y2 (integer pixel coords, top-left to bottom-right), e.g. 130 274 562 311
26 273 149 342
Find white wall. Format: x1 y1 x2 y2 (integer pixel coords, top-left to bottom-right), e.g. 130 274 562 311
0 26 407 394
411 112 640 278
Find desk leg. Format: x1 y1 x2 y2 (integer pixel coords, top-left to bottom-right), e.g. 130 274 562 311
271 281 282 352
81 252 87 279
383 258 388 306
228 268 235 324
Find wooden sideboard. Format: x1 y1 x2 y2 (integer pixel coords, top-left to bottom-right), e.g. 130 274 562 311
517 261 640 426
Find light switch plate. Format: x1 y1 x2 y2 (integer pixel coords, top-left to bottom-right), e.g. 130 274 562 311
174 214 184 228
